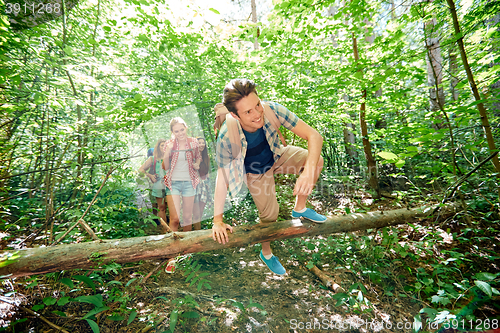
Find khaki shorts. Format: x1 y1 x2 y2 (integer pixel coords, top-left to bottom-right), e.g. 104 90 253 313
246 145 308 223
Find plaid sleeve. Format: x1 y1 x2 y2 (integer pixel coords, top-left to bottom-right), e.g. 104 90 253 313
215 125 232 168
267 102 299 130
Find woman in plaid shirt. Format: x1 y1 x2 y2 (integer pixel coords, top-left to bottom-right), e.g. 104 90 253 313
162 117 202 232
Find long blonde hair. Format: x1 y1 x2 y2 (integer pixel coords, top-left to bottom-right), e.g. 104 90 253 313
169 117 188 139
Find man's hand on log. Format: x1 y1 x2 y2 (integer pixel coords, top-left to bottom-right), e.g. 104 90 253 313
212 222 233 244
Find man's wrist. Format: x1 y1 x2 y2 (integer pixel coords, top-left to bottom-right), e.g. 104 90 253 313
213 220 225 226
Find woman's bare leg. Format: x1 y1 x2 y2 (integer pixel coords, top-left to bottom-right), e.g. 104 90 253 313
156 197 168 233
181 195 195 232
192 201 205 230
166 194 181 231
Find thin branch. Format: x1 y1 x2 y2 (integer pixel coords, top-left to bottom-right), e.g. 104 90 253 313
439 151 499 206
51 159 128 246
0 298 70 333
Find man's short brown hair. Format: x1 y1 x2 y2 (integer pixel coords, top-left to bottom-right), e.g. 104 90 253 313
222 79 258 115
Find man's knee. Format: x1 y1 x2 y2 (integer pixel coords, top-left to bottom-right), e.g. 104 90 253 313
258 197 279 222
260 211 279 223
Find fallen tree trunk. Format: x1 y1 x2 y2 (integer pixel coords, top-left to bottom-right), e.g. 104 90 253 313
0 204 459 278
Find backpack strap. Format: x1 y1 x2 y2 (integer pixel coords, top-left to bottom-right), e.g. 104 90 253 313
226 113 242 160
170 148 194 153
214 103 242 160
262 102 287 147
148 156 156 175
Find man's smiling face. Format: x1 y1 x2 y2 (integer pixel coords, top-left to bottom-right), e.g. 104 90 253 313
231 92 264 133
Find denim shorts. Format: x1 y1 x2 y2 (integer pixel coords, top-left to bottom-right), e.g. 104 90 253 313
170 180 195 197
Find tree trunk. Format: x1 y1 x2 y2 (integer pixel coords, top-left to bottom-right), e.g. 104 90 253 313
251 0 259 50
446 0 500 190
0 203 459 278
449 48 459 101
352 35 380 198
487 8 500 117
424 8 445 123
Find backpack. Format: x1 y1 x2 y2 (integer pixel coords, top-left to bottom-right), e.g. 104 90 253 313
213 102 287 159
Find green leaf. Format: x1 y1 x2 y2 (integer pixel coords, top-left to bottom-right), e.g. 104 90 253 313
248 302 264 310
52 310 67 317
181 311 200 318
59 278 75 289
43 297 57 306
186 272 196 282
108 315 124 321
125 278 137 288
395 159 405 168
474 280 492 297
83 306 110 319
85 319 100 333
73 275 96 292
170 310 178 333
413 314 423 332
57 296 71 306
106 280 123 287
420 307 438 321
473 272 498 281
305 261 314 269
32 304 45 311
209 8 220 14
377 151 398 160
232 301 245 312
127 310 137 325
75 295 104 308
189 275 201 287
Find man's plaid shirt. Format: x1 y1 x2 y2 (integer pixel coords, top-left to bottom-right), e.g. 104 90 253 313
215 101 299 198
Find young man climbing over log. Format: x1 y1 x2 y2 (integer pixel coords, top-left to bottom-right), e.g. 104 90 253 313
212 78 327 275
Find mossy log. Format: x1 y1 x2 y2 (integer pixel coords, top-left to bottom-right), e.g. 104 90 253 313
0 204 459 278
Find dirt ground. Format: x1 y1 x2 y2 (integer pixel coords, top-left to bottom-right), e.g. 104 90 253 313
125 245 421 333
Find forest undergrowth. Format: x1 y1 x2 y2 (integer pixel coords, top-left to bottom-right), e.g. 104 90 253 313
1 174 499 333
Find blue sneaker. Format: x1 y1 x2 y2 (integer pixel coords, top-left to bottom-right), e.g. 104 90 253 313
292 208 327 223
259 251 286 275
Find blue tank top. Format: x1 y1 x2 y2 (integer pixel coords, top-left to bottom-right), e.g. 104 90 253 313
243 128 274 174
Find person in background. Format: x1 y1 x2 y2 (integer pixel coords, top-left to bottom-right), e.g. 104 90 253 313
146 148 158 223
162 117 202 233
138 139 169 233
192 137 211 230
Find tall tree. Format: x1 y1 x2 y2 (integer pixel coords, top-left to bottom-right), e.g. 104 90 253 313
251 0 259 50
352 33 380 198
423 0 445 128
445 0 500 196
